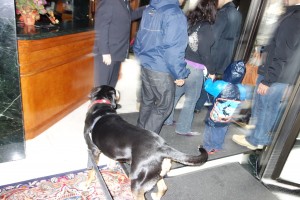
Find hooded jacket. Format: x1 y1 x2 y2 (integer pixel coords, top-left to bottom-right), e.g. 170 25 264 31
259 5 300 86
133 0 190 80
204 61 246 126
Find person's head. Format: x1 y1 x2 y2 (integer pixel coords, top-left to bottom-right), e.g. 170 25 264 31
284 0 300 6
223 61 245 84
217 0 232 9
187 0 218 26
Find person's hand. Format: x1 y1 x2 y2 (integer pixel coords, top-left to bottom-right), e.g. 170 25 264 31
102 54 112 65
257 83 269 95
174 79 185 87
208 74 216 80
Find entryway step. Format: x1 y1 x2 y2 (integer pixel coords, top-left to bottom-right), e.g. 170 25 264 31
148 162 278 200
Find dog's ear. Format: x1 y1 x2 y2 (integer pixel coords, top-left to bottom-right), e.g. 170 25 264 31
88 86 102 100
109 89 119 109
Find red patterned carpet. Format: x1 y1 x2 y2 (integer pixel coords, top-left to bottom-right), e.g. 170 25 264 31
0 164 133 200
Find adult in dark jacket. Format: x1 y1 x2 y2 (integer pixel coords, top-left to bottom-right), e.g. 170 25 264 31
195 0 242 112
233 1 300 150
93 0 145 87
134 0 190 134
210 0 242 74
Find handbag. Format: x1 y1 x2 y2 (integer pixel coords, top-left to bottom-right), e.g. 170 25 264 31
242 63 259 86
242 51 261 86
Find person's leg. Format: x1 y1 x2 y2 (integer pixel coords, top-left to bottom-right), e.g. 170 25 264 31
94 54 111 87
246 81 288 146
137 68 155 129
209 125 229 150
176 67 203 133
203 124 213 151
164 85 184 125
107 61 121 88
195 87 208 111
138 68 175 134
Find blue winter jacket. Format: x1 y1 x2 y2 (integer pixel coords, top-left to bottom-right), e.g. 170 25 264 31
133 0 190 80
204 61 246 127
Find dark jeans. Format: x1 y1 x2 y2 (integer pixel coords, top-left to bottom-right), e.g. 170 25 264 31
137 67 175 134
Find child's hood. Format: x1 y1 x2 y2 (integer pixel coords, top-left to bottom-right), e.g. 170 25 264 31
223 61 246 84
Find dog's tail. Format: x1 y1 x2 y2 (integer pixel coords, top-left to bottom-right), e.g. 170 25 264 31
164 145 208 166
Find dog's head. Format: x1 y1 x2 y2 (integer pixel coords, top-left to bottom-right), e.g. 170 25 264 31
88 85 119 109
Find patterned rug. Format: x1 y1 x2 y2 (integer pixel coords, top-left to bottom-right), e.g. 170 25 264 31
0 164 133 200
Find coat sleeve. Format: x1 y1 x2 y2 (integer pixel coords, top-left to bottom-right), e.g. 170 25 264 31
94 0 113 55
261 18 300 86
162 13 190 80
198 24 215 73
204 79 226 98
209 10 228 74
130 6 146 21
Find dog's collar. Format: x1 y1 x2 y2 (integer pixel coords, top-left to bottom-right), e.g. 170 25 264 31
89 99 111 108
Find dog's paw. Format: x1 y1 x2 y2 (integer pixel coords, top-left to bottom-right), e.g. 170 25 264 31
151 192 161 200
107 159 117 169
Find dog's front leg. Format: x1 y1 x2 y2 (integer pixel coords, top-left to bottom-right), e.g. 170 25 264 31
86 150 101 188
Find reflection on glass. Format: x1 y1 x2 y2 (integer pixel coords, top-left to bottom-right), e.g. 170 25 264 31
279 132 300 185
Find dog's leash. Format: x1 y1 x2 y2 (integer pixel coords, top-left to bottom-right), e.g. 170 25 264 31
87 151 113 200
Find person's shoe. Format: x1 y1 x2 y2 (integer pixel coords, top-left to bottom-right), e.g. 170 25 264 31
207 149 220 155
204 101 213 106
194 109 201 114
116 104 122 109
164 120 176 126
232 135 264 150
176 131 200 136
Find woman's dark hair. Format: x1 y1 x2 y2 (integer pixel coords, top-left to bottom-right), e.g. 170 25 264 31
186 0 218 26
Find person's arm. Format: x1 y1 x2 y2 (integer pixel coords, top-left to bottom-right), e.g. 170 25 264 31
261 27 298 87
130 6 146 21
204 78 226 98
95 0 112 55
210 10 228 74
163 13 190 80
199 24 215 75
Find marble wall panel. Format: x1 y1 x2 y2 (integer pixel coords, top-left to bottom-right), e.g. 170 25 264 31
0 0 25 163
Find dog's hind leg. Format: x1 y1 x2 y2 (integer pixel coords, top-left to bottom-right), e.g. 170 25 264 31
151 179 168 200
132 189 145 200
150 158 171 200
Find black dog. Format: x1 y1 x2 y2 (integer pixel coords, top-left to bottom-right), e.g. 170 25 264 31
84 85 208 200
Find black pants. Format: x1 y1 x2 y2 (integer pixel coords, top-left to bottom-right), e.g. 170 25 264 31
94 54 121 87
137 68 175 134
195 89 214 110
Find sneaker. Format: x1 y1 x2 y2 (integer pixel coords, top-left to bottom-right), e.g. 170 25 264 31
176 131 200 136
204 101 213 106
164 120 176 126
232 135 264 150
207 149 220 155
194 109 201 114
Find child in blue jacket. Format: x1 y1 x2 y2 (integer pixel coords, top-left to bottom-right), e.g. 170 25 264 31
202 61 246 154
